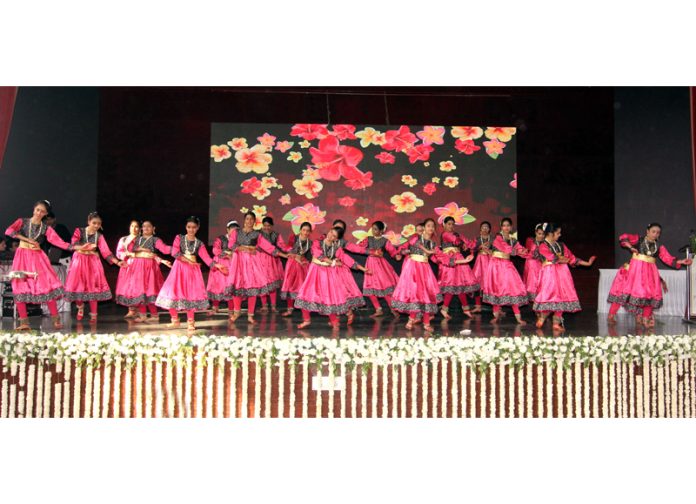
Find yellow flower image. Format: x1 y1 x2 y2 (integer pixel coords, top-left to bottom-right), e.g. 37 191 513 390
439 160 456 172
252 205 267 229
372 132 386 146
261 176 279 189
210 144 232 162
401 224 416 237
227 138 248 151
287 151 303 163
240 207 249 214
356 216 369 226
431 177 441 183
299 140 311 148
484 127 517 142
292 177 324 199
302 167 321 179
355 127 384 148
235 144 273 174
451 126 484 140
390 191 424 213
401 174 418 187
444 176 459 188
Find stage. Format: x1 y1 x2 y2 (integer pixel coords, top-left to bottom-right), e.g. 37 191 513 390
1 302 694 338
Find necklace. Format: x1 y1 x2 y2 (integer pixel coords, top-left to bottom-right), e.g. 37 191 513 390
297 236 309 254
85 227 98 244
644 238 657 256
323 240 336 259
28 220 44 240
546 240 562 256
184 235 197 255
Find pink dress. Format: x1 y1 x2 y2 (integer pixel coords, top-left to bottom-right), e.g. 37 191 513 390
277 234 312 300
616 233 681 310
482 234 529 306
64 228 119 302
390 235 443 314
155 235 215 311
523 238 543 301
436 231 479 294
225 229 281 298
345 236 400 297
294 240 366 314
4 218 72 303
472 235 493 293
115 235 172 306
206 234 234 302
259 230 286 286
606 262 640 314
532 241 582 313
115 235 137 304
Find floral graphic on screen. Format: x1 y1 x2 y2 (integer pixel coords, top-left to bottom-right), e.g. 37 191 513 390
282 203 327 234
235 144 273 173
390 192 424 213
210 122 515 238
434 202 475 225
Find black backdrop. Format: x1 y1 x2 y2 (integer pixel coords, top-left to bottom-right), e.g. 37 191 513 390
6 87 693 309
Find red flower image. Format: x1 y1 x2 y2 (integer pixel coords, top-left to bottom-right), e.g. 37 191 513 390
454 139 481 155
330 124 357 140
241 176 263 195
344 171 374 190
290 124 329 141
375 152 396 164
422 182 437 196
382 125 417 152
405 143 434 163
310 135 364 181
338 196 357 207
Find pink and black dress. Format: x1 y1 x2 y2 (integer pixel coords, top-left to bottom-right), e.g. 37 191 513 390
482 233 529 307
115 235 172 307
206 233 234 303
345 236 400 301
259 230 285 289
390 235 443 316
225 229 281 298
294 240 366 315
155 235 215 311
606 261 639 315
63 228 119 302
472 235 493 304
114 235 137 306
4 218 72 304
523 237 543 301
615 233 681 313
277 234 312 303
532 240 582 314
437 231 479 295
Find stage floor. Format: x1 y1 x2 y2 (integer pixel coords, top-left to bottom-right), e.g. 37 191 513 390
2 302 695 338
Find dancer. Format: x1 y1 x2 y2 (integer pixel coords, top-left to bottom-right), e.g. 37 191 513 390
532 223 596 330
277 222 313 317
616 223 691 328
206 220 237 315
226 211 283 325
437 216 478 320
482 218 530 325
330 219 366 325
258 217 285 313
155 216 227 331
115 220 141 319
391 218 444 332
471 221 493 313
346 220 401 318
294 226 370 329
523 223 545 302
63 212 125 323
4 200 74 330
115 220 172 323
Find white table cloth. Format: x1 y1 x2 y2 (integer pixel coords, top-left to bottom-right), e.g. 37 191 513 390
597 268 686 317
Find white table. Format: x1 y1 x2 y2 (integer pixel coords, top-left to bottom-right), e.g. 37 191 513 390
0 262 70 317
597 268 686 317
